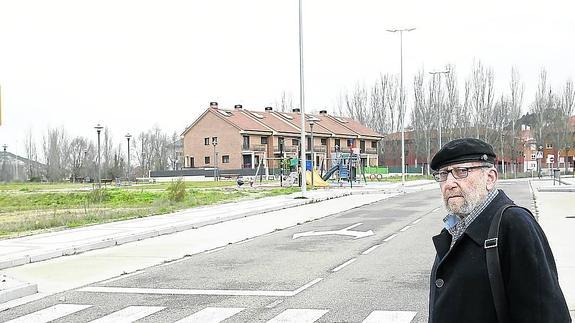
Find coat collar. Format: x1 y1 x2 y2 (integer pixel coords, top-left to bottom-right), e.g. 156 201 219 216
432 190 515 255
463 190 514 247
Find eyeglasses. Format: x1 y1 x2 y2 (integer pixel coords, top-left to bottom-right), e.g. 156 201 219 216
432 166 490 182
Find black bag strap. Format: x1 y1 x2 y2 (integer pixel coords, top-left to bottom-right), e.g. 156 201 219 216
486 204 513 323
485 204 534 323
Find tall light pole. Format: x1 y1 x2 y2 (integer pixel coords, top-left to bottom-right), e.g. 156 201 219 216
387 27 415 188
309 120 315 190
94 124 104 188
125 133 132 184
298 0 307 197
212 137 218 181
429 69 450 149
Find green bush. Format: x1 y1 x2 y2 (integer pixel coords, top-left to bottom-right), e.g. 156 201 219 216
166 178 187 202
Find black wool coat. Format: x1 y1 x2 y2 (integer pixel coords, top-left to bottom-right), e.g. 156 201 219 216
428 190 571 323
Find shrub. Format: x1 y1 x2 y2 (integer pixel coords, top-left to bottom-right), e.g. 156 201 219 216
166 178 187 202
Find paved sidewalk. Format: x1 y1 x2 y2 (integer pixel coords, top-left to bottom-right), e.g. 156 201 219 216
530 179 575 315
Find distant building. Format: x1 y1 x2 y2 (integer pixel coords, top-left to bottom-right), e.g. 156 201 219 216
0 146 46 182
180 103 384 172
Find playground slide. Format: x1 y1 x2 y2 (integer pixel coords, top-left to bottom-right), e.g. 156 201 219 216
321 164 339 181
306 170 329 187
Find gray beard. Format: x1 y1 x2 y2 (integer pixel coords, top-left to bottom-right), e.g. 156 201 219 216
445 189 488 218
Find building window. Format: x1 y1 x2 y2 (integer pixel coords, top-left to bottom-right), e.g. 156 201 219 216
222 155 230 163
261 137 268 145
531 153 536 160
334 138 340 147
371 141 377 148
347 139 354 147
243 136 250 150
292 139 299 146
321 138 327 145
546 143 553 149
212 137 218 145
307 137 311 149
205 156 210 164
204 138 210 145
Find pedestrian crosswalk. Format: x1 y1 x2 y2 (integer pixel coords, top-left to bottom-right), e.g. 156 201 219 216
4 304 419 323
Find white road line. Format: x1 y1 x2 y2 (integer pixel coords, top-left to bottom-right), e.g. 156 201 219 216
204 246 226 254
267 309 328 323
5 304 92 323
265 299 285 308
361 244 381 255
399 225 411 232
431 207 440 213
99 271 143 284
343 223 363 231
411 218 422 224
362 310 417 323
175 307 244 323
90 306 164 323
79 278 323 297
383 234 397 242
331 258 357 272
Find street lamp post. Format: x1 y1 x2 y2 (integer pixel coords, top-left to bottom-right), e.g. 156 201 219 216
298 0 307 197
429 69 450 149
387 27 415 189
212 137 218 181
309 121 315 190
94 124 104 188
125 133 132 184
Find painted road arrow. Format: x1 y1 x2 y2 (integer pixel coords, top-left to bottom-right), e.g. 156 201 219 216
292 223 374 240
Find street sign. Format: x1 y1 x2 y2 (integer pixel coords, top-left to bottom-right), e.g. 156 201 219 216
535 151 543 159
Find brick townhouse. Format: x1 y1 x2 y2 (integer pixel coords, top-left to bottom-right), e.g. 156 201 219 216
180 102 384 171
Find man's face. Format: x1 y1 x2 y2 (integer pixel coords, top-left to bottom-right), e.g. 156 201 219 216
438 162 497 217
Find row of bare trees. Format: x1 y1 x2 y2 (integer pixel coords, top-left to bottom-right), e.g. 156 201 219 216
20 126 180 182
338 61 575 172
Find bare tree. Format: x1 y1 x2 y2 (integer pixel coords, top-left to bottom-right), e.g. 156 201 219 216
468 60 496 140
42 127 70 181
411 70 436 173
509 67 524 175
443 64 460 142
530 69 553 146
276 91 294 112
24 128 39 179
345 83 369 125
553 79 575 171
492 95 511 175
69 136 89 182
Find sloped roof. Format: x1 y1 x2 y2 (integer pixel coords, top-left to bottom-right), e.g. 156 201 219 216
183 106 384 139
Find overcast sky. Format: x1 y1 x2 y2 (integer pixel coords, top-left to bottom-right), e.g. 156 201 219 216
1 0 574 156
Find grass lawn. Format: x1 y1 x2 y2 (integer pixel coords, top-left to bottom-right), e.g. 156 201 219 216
0 181 299 239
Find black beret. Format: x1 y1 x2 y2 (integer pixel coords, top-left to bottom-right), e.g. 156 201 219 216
430 138 496 170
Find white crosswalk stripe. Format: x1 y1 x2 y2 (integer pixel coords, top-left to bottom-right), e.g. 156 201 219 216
267 309 328 323
5 304 92 323
362 310 417 323
5 304 420 323
89 305 165 323
175 307 245 322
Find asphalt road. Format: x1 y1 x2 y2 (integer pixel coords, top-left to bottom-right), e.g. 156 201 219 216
0 181 534 323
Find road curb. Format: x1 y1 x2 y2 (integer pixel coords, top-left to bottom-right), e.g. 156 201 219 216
0 274 38 304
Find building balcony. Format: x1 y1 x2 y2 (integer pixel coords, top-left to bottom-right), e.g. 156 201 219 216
242 144 267 152
307 145 327 153
364 147 378 154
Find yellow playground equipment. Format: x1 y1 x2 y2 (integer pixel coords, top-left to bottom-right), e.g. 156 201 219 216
305 170 329 187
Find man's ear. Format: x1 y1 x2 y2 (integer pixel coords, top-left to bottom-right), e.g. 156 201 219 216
486 168 498 190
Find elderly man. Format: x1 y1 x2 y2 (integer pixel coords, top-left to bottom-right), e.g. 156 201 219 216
428 138 570 323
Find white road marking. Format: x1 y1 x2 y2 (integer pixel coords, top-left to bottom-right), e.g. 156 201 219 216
5 304 92 323
293 223 374 239
399 225 411 232
431 207 440 213
235 238 255 245
411 218 422 224
267 309 328 323
90 305 164 323
361 244 381 255
265 299 285 308
175 307 244 323
362 310 417 323
383 234 397 242
99 271 143 284
204 246 226 254
331 258 357 272
79 278 323 297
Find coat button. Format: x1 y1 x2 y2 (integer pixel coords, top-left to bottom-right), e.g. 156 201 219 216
435 278 444 288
